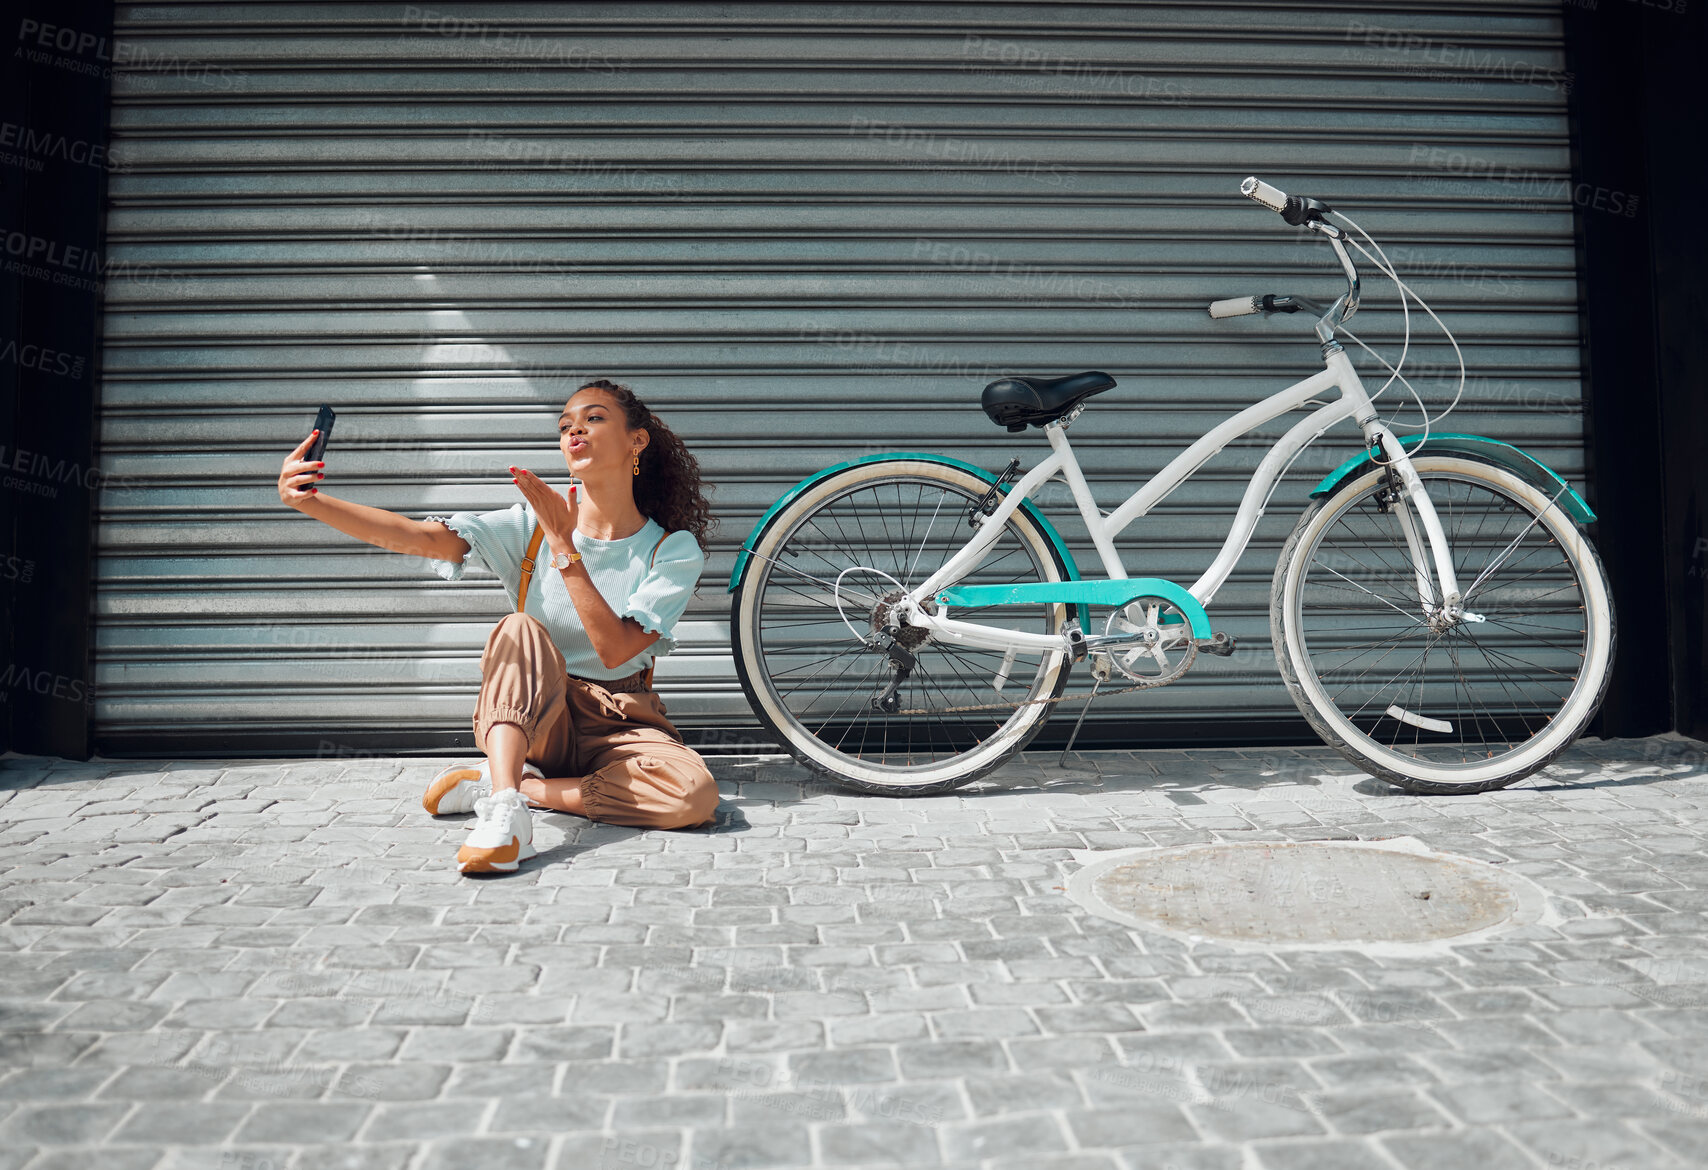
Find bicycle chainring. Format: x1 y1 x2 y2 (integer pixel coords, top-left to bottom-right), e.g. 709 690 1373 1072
1100 598 1199 686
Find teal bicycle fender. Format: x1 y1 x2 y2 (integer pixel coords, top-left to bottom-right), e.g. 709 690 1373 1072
935 578 1213 640
728 452 1088 625
1311 433 1596 524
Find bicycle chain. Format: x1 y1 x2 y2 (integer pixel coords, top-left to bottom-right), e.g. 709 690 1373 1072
894 641 1197 715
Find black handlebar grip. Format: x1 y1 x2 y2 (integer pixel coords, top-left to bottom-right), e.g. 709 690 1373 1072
1281 195 1334 227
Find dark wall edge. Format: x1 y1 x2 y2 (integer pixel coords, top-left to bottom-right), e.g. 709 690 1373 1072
1560 0 1706 740
3 0 116 760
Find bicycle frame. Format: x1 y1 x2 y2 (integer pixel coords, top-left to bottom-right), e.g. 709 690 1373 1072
899 345 1466 656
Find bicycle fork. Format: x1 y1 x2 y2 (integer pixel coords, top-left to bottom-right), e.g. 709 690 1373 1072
1360 424 1467 627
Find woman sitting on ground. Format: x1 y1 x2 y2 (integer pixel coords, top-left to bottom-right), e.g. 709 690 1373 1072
277 378 720 874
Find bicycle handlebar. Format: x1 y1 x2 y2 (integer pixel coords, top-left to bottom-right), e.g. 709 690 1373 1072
1215 179 1358 338
1207 293 1325 320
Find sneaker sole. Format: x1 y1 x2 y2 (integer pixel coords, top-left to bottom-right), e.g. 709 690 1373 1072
424 766 482 816
456 836 538 874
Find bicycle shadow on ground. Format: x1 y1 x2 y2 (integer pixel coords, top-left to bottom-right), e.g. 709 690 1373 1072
693 735 1708 811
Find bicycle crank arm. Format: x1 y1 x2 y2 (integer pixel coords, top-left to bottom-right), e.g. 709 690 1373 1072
1083 629 1237 655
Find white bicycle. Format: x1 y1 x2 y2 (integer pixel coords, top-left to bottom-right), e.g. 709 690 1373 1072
729 177 1616 796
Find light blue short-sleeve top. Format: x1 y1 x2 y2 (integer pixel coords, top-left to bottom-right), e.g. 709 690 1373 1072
423 502 703 681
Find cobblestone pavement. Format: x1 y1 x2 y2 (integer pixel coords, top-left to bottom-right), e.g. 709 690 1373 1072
3 733 1708 1170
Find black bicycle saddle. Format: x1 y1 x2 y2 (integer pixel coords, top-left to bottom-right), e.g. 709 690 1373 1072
980 371 1117 432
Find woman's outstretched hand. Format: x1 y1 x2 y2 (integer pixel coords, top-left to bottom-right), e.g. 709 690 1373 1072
510 466 577 551
279 431 325 508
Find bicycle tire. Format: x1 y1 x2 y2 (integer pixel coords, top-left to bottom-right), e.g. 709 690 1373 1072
1272 455 1616 794
732 460 1072 795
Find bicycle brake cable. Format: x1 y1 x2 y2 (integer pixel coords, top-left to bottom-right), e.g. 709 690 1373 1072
1336 215 1430 452
1336 210 1414 410
1328 210 1468 457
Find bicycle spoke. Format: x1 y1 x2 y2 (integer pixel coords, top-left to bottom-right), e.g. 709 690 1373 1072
1312 563 1429 625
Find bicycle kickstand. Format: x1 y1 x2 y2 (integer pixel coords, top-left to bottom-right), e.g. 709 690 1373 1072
1058 653 1111 768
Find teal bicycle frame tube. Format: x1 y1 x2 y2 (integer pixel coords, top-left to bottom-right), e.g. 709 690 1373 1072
934 578 1213 640
728 452 1087 607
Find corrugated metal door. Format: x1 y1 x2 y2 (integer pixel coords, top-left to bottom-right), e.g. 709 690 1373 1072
95 1 1587 754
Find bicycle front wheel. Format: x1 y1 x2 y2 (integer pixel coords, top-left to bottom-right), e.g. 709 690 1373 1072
1272 455 1616 794
733 460 1072 794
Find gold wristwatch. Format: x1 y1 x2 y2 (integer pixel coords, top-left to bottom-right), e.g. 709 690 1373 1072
549 548 580 569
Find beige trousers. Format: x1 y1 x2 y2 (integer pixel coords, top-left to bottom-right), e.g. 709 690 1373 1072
472 612 719 830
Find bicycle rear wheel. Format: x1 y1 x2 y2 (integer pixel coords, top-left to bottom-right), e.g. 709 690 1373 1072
1272 456 1616 794
733 460 1071 794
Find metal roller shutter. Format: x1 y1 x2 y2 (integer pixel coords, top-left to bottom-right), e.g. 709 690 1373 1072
95 1 1585 754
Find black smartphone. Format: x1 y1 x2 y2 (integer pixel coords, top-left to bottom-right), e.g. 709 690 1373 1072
306 404 335 463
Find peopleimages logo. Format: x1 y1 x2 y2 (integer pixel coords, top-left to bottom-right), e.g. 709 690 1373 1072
0 338 84 380
0 663 96 706
14 18 115 61
1343 20 1574 94
849 115 1075 188
1 230 188 294
0 121 127 173
15 18 249 89
399 7 629 73
0 444 135 500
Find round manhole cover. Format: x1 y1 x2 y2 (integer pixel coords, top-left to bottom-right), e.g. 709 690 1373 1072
1068 839 1543 948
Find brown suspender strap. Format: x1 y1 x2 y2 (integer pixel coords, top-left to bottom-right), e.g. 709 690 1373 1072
640 531 671 690
516 522 546 614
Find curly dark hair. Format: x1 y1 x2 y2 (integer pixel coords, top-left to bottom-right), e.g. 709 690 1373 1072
573 379 716 550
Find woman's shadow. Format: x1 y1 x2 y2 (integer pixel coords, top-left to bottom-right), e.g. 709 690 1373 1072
446 779 753 876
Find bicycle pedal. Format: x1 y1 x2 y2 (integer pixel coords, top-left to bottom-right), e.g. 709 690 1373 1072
1064 620 1088 663
1195 632 1237 657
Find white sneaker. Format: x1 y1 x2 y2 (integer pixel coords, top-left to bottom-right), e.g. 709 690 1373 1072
423 759 544 816
456 789 536 874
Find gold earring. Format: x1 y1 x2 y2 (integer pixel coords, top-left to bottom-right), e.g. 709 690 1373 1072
632 452 640 476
